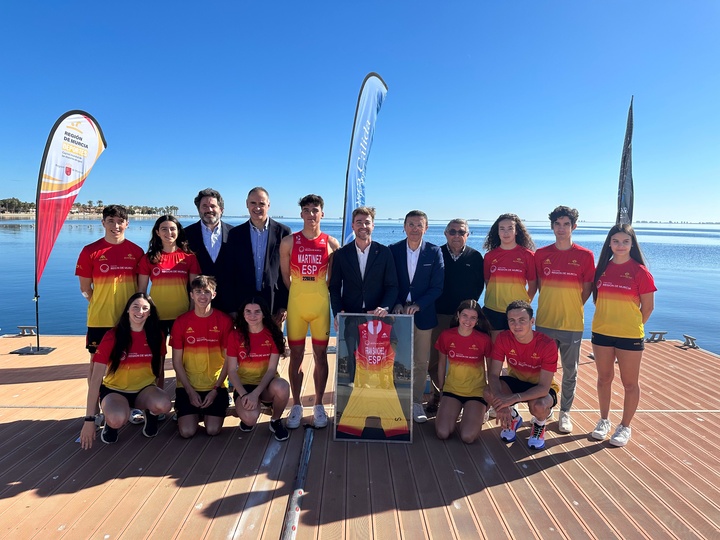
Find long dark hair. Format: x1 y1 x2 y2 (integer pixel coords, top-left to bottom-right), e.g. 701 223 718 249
593 224 648 301
234 296 286 355
108 293 164 377
450 299 492 335
483 213 535 251
147 215 192 264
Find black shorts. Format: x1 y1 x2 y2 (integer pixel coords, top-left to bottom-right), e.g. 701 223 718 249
99 384 153 408
86 327 112 353
591 332 645 352
499 376 558 408
175 387 229 418
442 392 488 407
233 386 273 407
482 307 509 331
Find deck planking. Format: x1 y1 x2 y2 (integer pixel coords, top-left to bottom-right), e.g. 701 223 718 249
1 335 719 539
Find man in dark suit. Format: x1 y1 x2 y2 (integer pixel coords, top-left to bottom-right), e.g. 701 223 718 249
390 210 444 423
185 188 234 314
329 206 399 385
226 187 291 321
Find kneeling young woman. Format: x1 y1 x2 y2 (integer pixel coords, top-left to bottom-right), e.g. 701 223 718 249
226 297 291 441
80 293 172 449
434 299 493 444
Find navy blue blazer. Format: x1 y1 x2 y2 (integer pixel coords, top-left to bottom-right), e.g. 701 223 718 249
225 218 291 315
329 240 399 316
389 239 444 330
185 220 234 313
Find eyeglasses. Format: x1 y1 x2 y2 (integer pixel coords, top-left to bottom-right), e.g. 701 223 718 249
447 229 468 237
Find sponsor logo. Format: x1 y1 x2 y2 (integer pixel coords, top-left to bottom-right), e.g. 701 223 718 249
544 266 551 276
490 265 497 273
65 166 72 176
187 336 196 344
448 350 456 358
152 267 162 277
100 264 110 273
239 351 247 360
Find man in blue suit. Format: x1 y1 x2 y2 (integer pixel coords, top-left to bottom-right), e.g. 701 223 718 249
329 206 399 385
390 210 444 423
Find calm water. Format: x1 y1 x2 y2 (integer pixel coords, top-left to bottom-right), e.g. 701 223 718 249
3 218 720 354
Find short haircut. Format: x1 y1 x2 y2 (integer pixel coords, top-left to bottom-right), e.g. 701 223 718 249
194 188 224 210
404 210 428 225
102 204 128 221
191 275 217 292
445 218 468 232
506 300 533 319
352 206 376 221
548 205 579 226
247 186 269 199
299 194 324 209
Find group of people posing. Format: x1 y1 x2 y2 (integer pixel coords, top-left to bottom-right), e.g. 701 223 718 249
76 186 656 451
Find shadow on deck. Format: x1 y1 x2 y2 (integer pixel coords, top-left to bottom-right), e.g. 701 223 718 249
0 335 719 539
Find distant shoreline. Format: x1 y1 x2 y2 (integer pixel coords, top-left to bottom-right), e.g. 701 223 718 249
0 212 168 221
1 213 718 225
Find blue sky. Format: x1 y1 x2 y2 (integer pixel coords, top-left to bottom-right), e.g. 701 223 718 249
2 2 718 222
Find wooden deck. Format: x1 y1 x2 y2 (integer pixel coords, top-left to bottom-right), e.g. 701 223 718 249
1 334 719 539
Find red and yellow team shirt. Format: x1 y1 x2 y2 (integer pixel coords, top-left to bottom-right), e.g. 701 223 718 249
435 328 492 397
93 328 166 392
170 309 233 391
592 259 657 339
226 327 279 386
483 245 536 313
289 232 330 295
491 330 559 393
535 244 595 332
75 238 144 328
138 251 201 321
354 320 396 388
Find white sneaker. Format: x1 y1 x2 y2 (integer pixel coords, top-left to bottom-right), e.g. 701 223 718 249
483 409 490 424
487 406 497 418
287 404 303 429
413 403 427 423
129 409 144 424
609 424 632 447
591 418 611 440
558 411 573 433
313 404 328 428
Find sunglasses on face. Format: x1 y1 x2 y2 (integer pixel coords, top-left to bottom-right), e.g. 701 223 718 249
447 229 468 236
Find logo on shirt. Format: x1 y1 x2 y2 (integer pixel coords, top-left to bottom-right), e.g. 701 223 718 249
100 264 110 273
448 350 456 358
568 259 580 267
210 326 221 333
469 344 479 351
152 267 162 276
295 236 302 244
187 336 196 344
125 253 138 260
543 266 551 276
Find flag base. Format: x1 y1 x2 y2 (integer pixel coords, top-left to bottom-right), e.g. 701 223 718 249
10 346 56 355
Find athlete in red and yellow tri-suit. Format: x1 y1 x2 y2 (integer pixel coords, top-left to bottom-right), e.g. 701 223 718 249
337 320 409 438
286 231 331 346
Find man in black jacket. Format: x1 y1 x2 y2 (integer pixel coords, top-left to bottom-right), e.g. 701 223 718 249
426 218 484 414
226 187 291 321
185 188 234 314
329 206 398 386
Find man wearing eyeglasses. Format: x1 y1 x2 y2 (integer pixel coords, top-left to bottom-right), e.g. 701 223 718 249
426 218 485 415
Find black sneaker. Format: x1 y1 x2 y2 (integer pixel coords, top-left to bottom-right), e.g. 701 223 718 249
101 424 118 444
269 418 289 441
239 421 255 432
143 410 159 437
